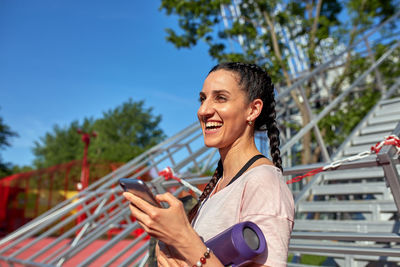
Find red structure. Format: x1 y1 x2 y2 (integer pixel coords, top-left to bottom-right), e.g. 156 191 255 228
77 129 97 190
0 160 123 236
0 130 156 239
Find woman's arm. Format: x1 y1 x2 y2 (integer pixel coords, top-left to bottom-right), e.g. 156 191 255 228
123 191 223 266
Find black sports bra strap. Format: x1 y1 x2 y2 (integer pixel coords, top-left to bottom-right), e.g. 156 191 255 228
227 154 266 187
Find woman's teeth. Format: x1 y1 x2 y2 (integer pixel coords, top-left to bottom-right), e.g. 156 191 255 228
205 122 223 130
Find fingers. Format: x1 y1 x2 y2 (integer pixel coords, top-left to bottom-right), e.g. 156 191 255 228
155 192 182 208
123 192 157 214
157 253 169 267
126 198 163 237
157 253 182 267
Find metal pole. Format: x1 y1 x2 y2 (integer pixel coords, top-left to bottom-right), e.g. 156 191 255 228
377 122 400 213
364 37 384 92
298 85 331 162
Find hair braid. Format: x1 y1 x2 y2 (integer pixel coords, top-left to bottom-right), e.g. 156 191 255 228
265 94 283 172
188 160 223 223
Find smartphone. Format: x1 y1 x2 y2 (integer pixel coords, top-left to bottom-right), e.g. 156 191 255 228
119 178 162 208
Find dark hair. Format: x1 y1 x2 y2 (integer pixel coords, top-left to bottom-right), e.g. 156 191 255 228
188 62 282 222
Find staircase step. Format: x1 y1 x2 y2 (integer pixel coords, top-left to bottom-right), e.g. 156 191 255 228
379 102 400 113
322 165 400 182
293 219 399 233
343 144 373 156
322 167 384 181
380 97 400 106
352 132 392 145
360 122 398 135
374 105 400 117
311 182 388 196
368 113 400 125
297 200 396 213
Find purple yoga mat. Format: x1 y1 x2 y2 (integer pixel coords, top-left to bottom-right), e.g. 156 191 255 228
205 221 267 266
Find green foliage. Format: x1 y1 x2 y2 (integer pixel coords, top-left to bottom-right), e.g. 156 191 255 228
90 100 165 163
288 254 328 265
0 109 18 178
318 87 381 148
159 0 397 163
347 0 397 26
33 99 165 169
159 0 344 82
33 119 93 168
11 165 34 174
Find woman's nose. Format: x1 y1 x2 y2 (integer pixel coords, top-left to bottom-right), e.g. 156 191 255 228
197 99 214 119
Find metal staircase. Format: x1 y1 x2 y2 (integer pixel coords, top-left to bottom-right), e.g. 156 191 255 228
290 96 400 266
1 9 400 267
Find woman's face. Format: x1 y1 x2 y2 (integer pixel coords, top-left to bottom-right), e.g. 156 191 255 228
197 69 251 149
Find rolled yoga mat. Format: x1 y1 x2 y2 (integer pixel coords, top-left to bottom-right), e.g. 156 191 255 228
204 221 266 266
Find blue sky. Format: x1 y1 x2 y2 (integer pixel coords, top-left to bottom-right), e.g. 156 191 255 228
0 1 216 166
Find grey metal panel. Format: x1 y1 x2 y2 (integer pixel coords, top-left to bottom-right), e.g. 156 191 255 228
291 231 400 242
374 106 400 117
293 220 399 233
379 101 400 111
298 200 396 213
352 132 392 145
289 243 400 257
380 97 400 105
343 144 376 156
322 167 385 181
288 244 400 266
368 113 400 125
311 182 388 195
360 122 398 134
377 123 400 214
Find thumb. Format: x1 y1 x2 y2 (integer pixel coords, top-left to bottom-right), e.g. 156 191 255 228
155 192 179 206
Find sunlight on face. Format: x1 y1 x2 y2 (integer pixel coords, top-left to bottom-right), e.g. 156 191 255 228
197 70 251 149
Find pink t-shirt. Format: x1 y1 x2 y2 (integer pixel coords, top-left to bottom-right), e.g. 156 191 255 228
192 165 294 266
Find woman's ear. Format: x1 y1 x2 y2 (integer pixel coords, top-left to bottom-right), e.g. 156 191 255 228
247 98 263 122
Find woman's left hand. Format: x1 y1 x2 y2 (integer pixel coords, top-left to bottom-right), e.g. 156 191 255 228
156 242 187 267
122 191 196 249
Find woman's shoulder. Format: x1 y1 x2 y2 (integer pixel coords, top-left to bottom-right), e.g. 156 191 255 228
240 164 294 220
242 164 284 186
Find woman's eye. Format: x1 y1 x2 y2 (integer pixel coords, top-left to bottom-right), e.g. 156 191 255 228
216 95 227 102
199 96 205 103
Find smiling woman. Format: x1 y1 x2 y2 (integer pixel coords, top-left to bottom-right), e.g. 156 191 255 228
123 62 294 267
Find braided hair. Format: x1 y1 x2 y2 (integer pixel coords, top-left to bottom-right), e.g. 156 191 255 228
188 62 282 222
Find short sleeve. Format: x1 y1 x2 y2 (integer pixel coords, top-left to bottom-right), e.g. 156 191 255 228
239 166 294 266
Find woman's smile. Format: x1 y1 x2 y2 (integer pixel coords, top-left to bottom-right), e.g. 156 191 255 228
204 120 223 134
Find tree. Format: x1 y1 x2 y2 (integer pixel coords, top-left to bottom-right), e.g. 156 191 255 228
33 119 94 168
160 0 341 164
90 100 165 163
33 99 165 168
0 110 18 177
159 0 399 164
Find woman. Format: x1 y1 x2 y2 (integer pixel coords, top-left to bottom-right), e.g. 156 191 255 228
123 62 294 266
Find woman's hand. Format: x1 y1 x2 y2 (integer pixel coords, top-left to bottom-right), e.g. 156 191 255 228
156 242 187 267
123 191 223 266
122 191 196 250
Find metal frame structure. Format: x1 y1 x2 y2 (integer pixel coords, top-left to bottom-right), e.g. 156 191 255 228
1 7 400 267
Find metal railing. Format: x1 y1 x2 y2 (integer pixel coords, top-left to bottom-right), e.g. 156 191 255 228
0 122 216 266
